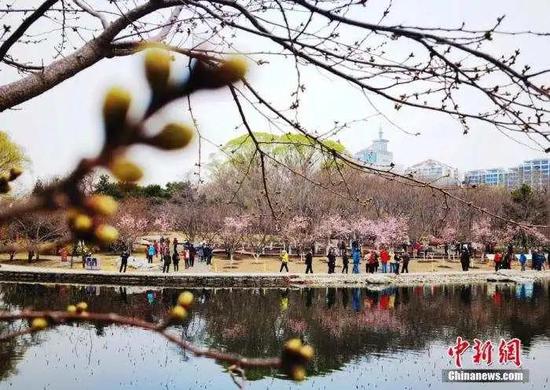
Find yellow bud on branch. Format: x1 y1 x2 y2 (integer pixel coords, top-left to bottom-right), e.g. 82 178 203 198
76 302 88 312
149 123 194 150
218 56 248 84
110 158 143 182
103 87 131 134
145 49 171 90
72 214 93 233
94 224 119 245
177 291 194 308
31 318 48 331
86 195 118 216
170 305 187 321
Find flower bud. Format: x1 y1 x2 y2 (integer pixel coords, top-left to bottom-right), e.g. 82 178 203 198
8 167 22 181
85 195 118 216
284 338 302 354
0 178 10 194
299 345 314 361
149 123 194 150
31 318 48 331
188 56 248 91
170 305 187 321
71 214 93 233
290 366 306 381
217 56 248 84
103 87 131 134
177 291 194 308
110 158 143 182
94 224 119 245
145 49 171 91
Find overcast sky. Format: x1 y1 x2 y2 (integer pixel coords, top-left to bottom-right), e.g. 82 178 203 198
2 0 550 190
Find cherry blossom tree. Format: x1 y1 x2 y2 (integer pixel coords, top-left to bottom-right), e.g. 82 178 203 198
219 215 251 262
115 214 149 254
315 214 352 254
280 216 316 261
471 218 497 259
153 212 172 235
352 216 408 248
440 226 457 244
352 218 378 247
247 214 275 262
495 223 549 250
375 216 409 248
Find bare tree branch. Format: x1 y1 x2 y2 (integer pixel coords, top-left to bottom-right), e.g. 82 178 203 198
0 0 59 61
73 0 108 29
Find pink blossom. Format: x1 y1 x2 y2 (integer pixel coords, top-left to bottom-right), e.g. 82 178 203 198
153 213 172 233
280 215 316 255
219 215 251 258
353 216 408 247
315 214 352 240
472 218 493 245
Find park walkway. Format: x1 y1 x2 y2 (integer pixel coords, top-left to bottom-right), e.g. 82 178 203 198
1 263 550 288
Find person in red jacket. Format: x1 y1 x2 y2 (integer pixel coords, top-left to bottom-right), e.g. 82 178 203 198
380 248 390 273
494 251 503 272
366 250 378 273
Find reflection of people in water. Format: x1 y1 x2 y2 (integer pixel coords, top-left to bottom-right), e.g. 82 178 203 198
326 288 336 308
342 288 349 308
460 285 472 305
199 289 210 304
280 289 289 311
119 287 128 303
146 290 155 304
85 285 97 296
305 288 314 308
352 288 361 312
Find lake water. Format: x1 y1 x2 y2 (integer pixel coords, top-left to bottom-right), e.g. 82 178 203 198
0 282 549 389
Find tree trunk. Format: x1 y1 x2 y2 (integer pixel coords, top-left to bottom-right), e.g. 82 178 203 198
27 251 34 263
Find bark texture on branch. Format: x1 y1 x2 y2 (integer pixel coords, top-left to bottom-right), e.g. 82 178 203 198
0 0 181 112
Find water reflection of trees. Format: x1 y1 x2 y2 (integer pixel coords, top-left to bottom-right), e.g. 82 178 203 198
1 282 549 381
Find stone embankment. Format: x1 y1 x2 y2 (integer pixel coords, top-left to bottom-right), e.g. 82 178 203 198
0 265 549 288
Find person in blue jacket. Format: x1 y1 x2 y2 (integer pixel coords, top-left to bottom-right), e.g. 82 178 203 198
519 251 527 271
352 247 361 274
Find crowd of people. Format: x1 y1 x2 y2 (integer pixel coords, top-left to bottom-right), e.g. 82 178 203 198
492 245 547 272
119 237 213 273
279 241 411 275
278 241 549 275
116 236 548 275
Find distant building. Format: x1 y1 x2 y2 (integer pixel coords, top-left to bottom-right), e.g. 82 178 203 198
463 168 507 186
354 128 393 167
405 159 461 186
520 159 550 188
464 158 550 189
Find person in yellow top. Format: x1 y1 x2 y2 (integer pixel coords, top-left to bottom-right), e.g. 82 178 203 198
279 250 289 272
